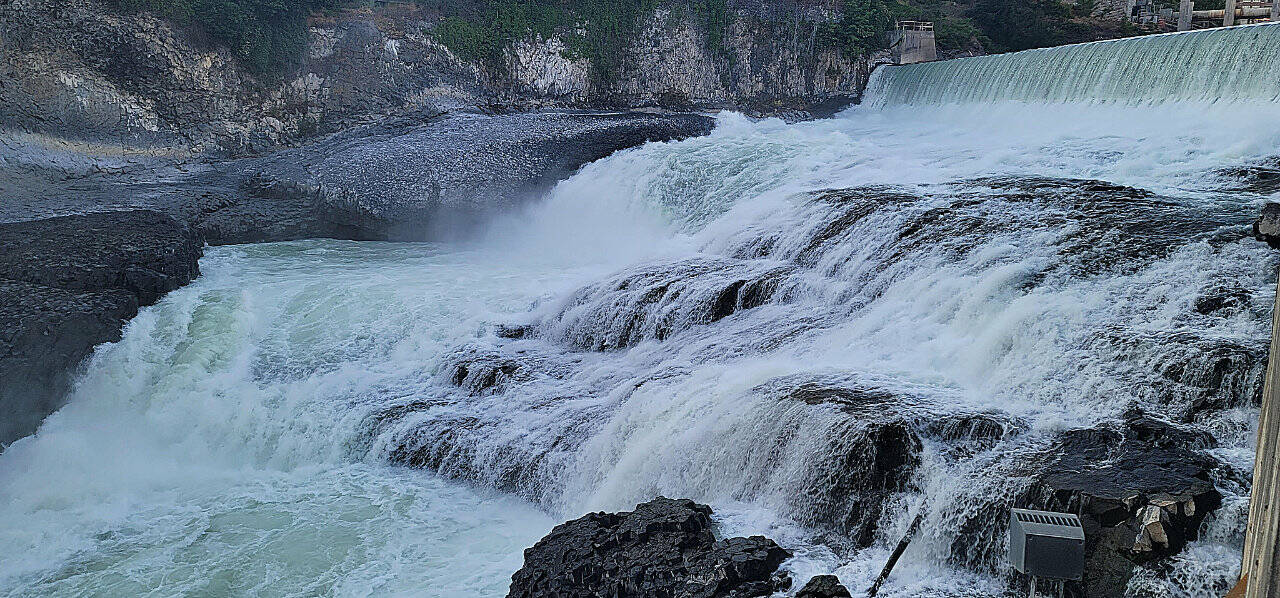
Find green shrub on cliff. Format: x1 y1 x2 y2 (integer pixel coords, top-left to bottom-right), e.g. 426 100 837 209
110 0 347 75
968 0 1095 51
817 0 895 57
432 0 713 85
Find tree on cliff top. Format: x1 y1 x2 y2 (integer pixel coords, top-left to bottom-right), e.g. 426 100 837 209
968 0 1096 51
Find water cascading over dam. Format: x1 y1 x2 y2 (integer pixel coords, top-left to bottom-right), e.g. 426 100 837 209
2 24 1279 598
866 22 1280 106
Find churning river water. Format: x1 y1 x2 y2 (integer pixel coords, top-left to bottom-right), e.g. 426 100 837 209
3 23 1280 598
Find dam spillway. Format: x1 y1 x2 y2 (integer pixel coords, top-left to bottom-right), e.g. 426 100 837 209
1 24 1279 598
866 22 1280 107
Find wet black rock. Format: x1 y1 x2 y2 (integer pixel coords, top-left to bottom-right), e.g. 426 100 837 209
507 497 792 598
0 210 202 446
544 257 793 351
1102 329 1267 420
796 575 852 598
1024 409 1221 597
1193 285 1252 316
760 374 932 547
1253 202 1280 249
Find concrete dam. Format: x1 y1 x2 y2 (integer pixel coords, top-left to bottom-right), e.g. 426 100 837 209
867 22 1280 106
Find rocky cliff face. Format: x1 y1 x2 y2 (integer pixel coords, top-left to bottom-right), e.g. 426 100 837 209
499 6 878 115
0 0 880 154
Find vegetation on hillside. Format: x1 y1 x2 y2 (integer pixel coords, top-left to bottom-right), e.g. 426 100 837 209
109 0 1133 77
968 0 1108 52
109 0 348 74
427 0 999 72
426 0 731 85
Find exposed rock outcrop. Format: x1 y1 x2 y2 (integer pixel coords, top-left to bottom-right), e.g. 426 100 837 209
796 575 853 598
507 497 792 598
223 111 715 242
1 0 877 155
1253 202 1280 249
0 210 202 446
0 111 715 244
1023 409 1222 597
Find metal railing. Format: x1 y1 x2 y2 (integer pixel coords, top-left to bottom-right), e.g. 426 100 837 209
895 21 934 31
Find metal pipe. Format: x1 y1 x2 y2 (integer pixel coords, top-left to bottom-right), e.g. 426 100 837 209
1192 7 1274 17
867 512 925 597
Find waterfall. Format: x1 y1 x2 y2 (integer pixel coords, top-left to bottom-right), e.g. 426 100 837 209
865 23 1280 107
3 24 1280 598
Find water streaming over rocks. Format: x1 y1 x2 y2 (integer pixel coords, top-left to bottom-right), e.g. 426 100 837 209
3 24 1280 598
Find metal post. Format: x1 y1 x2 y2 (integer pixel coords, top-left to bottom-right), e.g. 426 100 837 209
1179 0 1194 30
867 511 925 596
1271 0 1278 21
1225 0 1237 25
1242 271 1280 598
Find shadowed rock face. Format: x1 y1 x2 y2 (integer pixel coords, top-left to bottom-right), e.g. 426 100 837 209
0 210 202 446
796 575 852 598
1029 410 1221 598
0 0 871 153
507 497 792 598
948 407 1224 598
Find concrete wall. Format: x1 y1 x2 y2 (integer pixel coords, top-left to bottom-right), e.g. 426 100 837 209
890 29 937 65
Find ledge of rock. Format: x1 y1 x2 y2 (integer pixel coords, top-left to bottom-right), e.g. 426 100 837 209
796 575 853 598
507 497 792 598
0 112 715 246
0 210 202 446
1253 202 1280 248
1025 408 1222 597
202 111 716 244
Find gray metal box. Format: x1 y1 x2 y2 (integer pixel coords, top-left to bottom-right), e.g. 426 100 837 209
1009 508 1085 581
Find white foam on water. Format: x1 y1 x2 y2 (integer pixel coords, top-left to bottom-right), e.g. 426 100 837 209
4 24 1280 598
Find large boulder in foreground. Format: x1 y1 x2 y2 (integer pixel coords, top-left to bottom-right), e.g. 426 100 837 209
0 210 202 446
508 497 792 598
796 575 852 598
1026 409 1222 597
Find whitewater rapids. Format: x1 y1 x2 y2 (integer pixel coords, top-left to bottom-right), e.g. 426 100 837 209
2 23 1280 598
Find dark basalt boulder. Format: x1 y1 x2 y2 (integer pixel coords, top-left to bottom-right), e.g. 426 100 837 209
1254 202 1280 249
0 210 202 305
507 497 792 598
1023 408 1222 597
0 210 202 446
796 575 852 598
